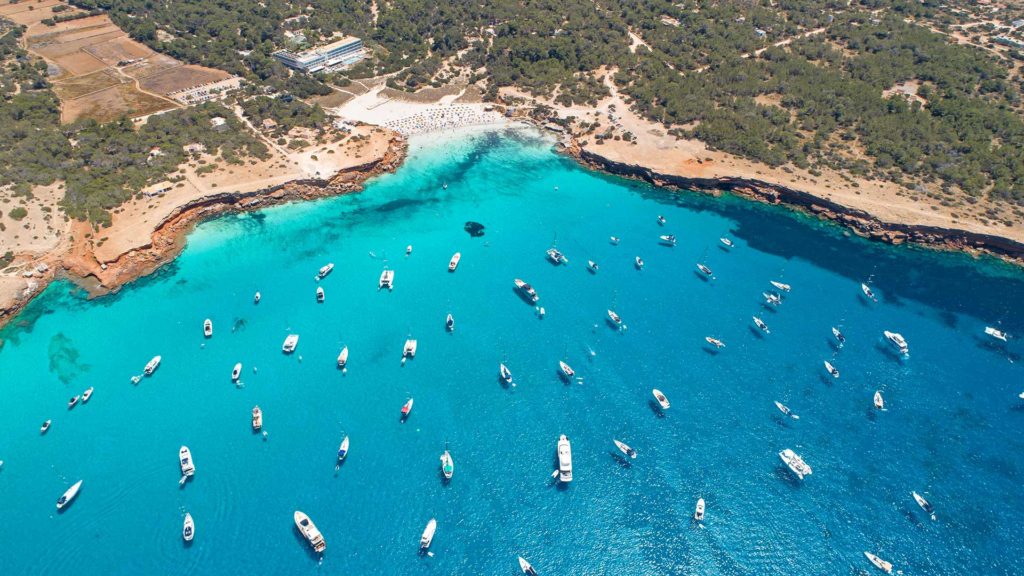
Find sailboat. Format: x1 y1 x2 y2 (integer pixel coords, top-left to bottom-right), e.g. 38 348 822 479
912 491 936 520
182 513 194 542
753 316 770 334
705 336 725 348
518 556 538 575
337 436 350 462
824 361 839 378
832 327 846 345
864 551 893 573
770 281 791 292
499 363 513 386
440 443 454 480
861 283 877 302
719 237 733 248
873 391 885 410
337 346 349 369
559 361 575 380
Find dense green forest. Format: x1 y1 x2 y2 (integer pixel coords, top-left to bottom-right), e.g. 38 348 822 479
1 26 268 225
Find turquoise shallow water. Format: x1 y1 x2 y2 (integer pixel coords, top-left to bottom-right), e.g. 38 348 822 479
2 126 1024 575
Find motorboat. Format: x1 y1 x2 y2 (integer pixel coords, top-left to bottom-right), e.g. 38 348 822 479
449 252 461 272
231 363 242 382
252 406 263 431
499 363 513 385
652 389 670 410
203 318 212 337
774 401 798 420
558 361 575 380
694 498 705 521
56 480 83 510
557 435 573 483
614 439 637 459
861 283 877 302
420 518 437 550
316 286 325 302
282 334 299 353
659 234 677 246
546 247 566 265
912 491 936 520
379 269 395 290
337 346 349 369
406 244 413 255
607 309 622 326
514 278 539 303
587 260 599 273
254 291 261 304
337 436 349 462
705 336 725 348
40 420 51 434
609 236 620 245
318 263 334 278
770 281 791 292
985 326 1009 342
538 307 546 318
720 237 733 248
401 398 414 417
440 445 454 480
753 316 770 334
883 330 909 355
824 361 839 378
294 511 326 553
179 446 195 477
144 355 161 376
82 387 94 403
763 292 781 305
697 263 713 276
864 552 893 574
519 556 538 575
873 391 885 410
403 339 418 358
183 513 194 542
635 256 644 269
779 448 812 480
446 313 455 331
832 327 846 344
657 215 666 225
68 395 79 409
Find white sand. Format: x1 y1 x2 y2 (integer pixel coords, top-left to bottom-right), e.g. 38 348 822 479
331 87 506 136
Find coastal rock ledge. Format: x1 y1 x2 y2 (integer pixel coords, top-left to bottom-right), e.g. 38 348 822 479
573 147 1024 264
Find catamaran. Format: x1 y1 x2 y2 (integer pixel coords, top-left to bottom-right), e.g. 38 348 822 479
337 436 349 462
514 278 540 303
440 445 454 480
316 286 325 302
753 316 770 334
337 346 349 369
546 247 566 265
56 480 83 510
652 388 670 410
82 387 94 403
635 256 644 269
884 330 909 354
446 313 455 331
144 355 161 376
985 326 1009 342
318 263 334 279
231 363 242 382
403 339 418 359
873 391 885 410
379 269 395 290
824 360 839 378
282 334 299 353
659 234 677 246
499 363 513 386
203 319 212 337
68 395 79 409
607 310 622 326
864 551 893 573
557 435 573 483
614 439 637 459
252 406 263 431
705 336 725 348
295 511 326 553
694 498 705 521
719 237 733 248
420 518 437 550
449 252 461 271
912 491 936 520
183 512 194 542
861 283 877 302
763 292 781 305
401 398 414 418
770 280 791 292
832 327 846 345
779 448 812 480
179 446 195 478
774 401 799 420
519 556 538 575
558 361 575 380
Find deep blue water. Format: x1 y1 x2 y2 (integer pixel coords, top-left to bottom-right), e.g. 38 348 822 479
2 126 1023 575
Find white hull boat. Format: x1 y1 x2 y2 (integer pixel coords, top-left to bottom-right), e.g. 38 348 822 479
448 252 461 271
824 360 839 378
719 237 733 248
282 334 299 353
884 330 909 355
379 269 395 290
56 480 83 510
705 336 725 348
82 387 94 402
753 316 770 334
832 327 845 344
607 309 622 326
337 346 349 369
697 263 713 277
316 286 325 302
337 436 349 461
652 388 670 410
770 281 791 292
659 235 676 246
609 236 620 245
295 511 326 553
779 448 812 480
68 395 79 409
514 278 540 303
446 313 454 331
864 551 893 573
231 362 242 382
614 439 636 459
912 491 936 520
144 355 161 376
252 406 263 431
774 401 798 420
183 513 194 542
873 391 885 410
403 339 418 359
985 326 1009 342
694 498 705 521
203 319 212 337
401 398 414 417
179 446 195 477
546 247 566 265
499 363 513 385
420 518 437 550
587 260 599 273
440 448 454 480
635 257 644 269
519 556 538 575
557 435 573 483
253 291 261 304
861 282 877 302
558 361 574 380
318 263 334 279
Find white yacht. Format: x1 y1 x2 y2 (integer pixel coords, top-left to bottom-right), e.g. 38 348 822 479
864 552 893 574
753 316 770 334
182 513 194 542
316 286 325 302
231 363 242 382
519 556 538 575
379 269 395 290
420 518 437 550
282 334 299 353
705 336 725 348
912 491 936 520
179 446 195 477
652 388 670 410
318 263 334 279
558 361 575 380
770 281 791 292
56 480 83 510
659 234 676 246
403 339 418 358
448 252 461 272
446 313 454 331
861 282 877 302
985 326 1009 342
82 387 94 403
774 401 798 420
294 511 326 553
873 391 885 410
696 263 713 276
144 355 161 376
203 319 212 337
514 278 540 303
883 330 909 354
832 327 846 344
337 436 349 461
824 360 839 378
614 439 637 459
252 406 263 431
719 237 733 248
607 309 622 326
440 447 454 480
499 363 513 385
694 498 705 521
546 247 566 265
337 346 349 369
779 448 812 480
557 435 573 483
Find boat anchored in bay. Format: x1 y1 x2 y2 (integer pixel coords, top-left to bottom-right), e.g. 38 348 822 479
779 448 812 480
295 511 326 553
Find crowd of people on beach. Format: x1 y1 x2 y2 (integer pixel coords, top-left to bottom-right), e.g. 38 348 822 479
383 105 504 135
